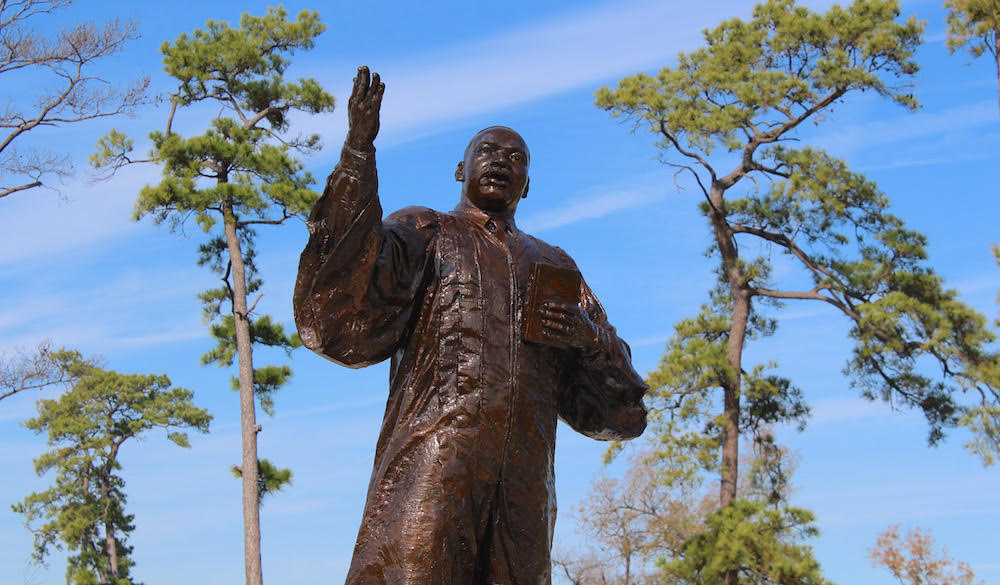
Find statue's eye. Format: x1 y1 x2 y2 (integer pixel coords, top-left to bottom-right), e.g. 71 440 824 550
510 152 523 162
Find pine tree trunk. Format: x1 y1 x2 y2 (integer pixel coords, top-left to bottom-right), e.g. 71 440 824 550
708 184 747 585
722 288 750 507
707 186 745 508
82 472 110 585
993 33 999 117
101 474 119 581
222 197 263 585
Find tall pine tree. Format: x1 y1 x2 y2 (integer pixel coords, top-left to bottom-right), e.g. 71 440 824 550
90 8 334 585
598 0 999 503
13 352 211 585
596 0 999 581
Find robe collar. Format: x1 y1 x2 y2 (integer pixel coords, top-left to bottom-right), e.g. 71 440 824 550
453 200 519 237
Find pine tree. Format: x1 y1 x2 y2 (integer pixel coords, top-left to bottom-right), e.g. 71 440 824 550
595 1 999 583
12 352 211 585
944 0 1000 115
90 8 334 585
596 0 999 507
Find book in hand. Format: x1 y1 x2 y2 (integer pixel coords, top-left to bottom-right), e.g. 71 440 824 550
522 261 583 349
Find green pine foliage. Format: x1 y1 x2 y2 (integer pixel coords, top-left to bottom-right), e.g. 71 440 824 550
944 0 1000 115
231 458 293 505
945 0 1000 58
12 353 211 585
659 436 830 585
661 498 830 585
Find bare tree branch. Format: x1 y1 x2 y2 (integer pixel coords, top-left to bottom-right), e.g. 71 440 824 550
0 340 74 402
659 120 718 185
0 180 41 199
0 4 149 200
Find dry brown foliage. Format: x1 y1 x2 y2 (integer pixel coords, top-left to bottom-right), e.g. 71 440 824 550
870 525 983 585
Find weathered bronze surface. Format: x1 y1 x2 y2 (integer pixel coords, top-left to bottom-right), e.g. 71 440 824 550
293 66 647 585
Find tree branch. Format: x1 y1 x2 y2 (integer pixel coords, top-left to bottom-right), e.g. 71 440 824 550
245 106 274 130
246 293 263 315
0 180 43 199
659 119 717 184
238 209 296 227
730 223 851 299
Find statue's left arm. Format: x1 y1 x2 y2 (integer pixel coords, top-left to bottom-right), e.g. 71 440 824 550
542 257 648 440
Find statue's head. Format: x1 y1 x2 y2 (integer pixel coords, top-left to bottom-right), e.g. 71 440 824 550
455 126 530 216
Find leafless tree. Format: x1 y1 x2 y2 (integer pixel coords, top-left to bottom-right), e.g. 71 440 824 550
0 0 148 200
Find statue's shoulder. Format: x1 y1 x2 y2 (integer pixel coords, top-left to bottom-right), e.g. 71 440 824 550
385 206 444 230
519 232 580 271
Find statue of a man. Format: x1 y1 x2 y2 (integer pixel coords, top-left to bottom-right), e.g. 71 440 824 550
293 66 647 585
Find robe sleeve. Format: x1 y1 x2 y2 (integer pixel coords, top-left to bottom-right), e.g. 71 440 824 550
555 256 648 441
293 144 435 368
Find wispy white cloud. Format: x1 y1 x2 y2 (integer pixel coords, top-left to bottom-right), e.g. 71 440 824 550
104 327 207 347
0 163 157 268
1 0 739 268
860 151 994 172
518 173 664 233
0 264 206 353
950 271 1000 297
817 100 998 157
0 0 850 267
375 0 708 136
275 396 387 421
303 0 767 150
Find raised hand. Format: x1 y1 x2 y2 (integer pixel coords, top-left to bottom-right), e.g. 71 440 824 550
346 65 384 150
539 301 600 352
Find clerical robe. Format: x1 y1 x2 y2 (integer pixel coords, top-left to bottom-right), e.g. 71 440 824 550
293 144 648 585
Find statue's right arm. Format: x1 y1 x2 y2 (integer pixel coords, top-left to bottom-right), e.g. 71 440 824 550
293 68 430 368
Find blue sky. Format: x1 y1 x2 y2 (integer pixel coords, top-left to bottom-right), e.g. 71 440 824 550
1 0 998 584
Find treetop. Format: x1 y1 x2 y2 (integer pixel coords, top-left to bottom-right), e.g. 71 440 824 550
161 6 334 129
596 0 923 159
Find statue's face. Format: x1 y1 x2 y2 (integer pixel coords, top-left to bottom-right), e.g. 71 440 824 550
457 127 529 214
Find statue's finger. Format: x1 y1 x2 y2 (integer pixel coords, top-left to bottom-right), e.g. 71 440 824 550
541 319 568 334
544 305 575 318
373 77 385 110
357 66 370 100
369 72 381 103
350 69 365 106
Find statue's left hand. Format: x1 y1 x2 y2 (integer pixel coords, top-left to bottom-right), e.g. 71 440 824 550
539 302 600 352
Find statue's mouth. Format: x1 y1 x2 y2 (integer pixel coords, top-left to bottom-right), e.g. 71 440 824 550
481 170 512 185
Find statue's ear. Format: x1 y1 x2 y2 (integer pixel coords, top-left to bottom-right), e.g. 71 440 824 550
522 177 530 199
455 161 465 182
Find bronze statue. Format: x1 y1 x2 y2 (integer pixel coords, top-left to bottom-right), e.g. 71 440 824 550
293 66 647 585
